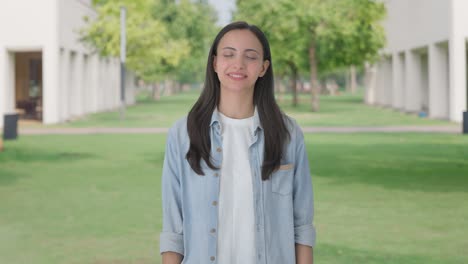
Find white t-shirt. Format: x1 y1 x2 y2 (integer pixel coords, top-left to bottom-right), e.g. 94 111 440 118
217 110 256 264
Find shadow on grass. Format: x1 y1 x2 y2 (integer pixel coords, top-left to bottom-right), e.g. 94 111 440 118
0 144 97 185
309 139 468 193
280 98 368 114
142 150 164 166
0 148 96 163
317 243 460 264
0 168 25 185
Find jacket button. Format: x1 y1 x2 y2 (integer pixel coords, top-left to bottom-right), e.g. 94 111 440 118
212 201 218 206
210 228 216 233
214 173 219 177
216 147 222 152
210 256 215 261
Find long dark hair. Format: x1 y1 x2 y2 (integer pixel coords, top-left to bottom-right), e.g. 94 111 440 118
186 21 290 181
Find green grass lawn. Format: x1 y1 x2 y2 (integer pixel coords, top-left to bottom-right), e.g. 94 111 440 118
3 89 465 263
1 133 467 263
27 90 456 128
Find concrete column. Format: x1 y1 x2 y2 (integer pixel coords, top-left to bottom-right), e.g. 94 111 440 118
105 59 112 110
364 62 377 105
0 48 6 128
68 52 77 117
405 50 421 112
0 50 15 128
375 60 384 105
102 59 108 110
429 43 450 119
449 0 468 122
448 37 467 122
89 54 99 113
115 59 120 108
59 48 70 121
43 45 60 124
383 57 393 106
82 54 89 114
392 52 405 109
99 57 106 111
42 0 60 125
75 53 83 116
420 52 429 112
111 58 118 109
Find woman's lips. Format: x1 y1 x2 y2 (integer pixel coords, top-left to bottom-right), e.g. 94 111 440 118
227 73 247 80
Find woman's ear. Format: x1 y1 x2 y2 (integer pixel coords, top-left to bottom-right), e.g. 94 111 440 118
259 60 270 77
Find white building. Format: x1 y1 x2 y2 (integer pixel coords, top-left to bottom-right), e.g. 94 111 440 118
0 0 136 127
366 0 468 123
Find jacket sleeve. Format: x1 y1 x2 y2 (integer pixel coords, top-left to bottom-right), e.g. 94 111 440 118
292 124 316 247
160 128 184 256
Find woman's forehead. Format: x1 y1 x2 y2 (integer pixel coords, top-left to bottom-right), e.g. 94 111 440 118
217 29 263 53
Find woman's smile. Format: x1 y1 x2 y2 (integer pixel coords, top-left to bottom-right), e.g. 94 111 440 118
227 72 248 80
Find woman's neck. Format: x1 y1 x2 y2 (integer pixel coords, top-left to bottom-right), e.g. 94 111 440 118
218 89 254 119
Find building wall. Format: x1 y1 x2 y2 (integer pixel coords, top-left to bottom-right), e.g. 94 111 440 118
368 0 468 123
383 0 451 53
0 0 56 48
0 0 135 128
0 0 57 126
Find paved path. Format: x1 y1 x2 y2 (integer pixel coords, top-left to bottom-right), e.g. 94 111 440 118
19 125 462 135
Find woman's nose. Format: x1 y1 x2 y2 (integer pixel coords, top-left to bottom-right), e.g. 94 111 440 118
233 56 246 69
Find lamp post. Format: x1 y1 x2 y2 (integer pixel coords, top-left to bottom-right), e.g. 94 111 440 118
463 111 468 134
120 6 126 120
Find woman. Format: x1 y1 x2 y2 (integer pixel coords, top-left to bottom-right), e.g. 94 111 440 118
160 21 315 264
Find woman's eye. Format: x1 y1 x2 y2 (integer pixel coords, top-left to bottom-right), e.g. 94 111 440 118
223 54 234 58
246 54 258 60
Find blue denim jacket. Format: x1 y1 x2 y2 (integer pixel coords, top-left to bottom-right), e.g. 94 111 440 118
160 109 316 264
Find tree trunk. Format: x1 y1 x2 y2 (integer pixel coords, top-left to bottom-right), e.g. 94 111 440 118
345 68 351 93
277 77 287 103
175 82 182 93
309 40 320 111
350 65 357 94
164 79 173 96
152 83 160 101
289 63 298 107
274 76 283 103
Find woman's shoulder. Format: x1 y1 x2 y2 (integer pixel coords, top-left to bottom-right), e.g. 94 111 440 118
167 116 189 143
169 116 188 131
282 113 301 135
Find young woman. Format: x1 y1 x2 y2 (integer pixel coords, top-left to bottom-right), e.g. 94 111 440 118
160 21 315 264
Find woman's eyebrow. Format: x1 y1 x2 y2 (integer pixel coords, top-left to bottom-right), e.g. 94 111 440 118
245 48 259 54
222 47 260 54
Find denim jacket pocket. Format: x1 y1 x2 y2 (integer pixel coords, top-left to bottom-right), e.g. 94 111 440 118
271 164 294 195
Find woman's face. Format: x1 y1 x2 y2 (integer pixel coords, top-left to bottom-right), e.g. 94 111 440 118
213 29 270 95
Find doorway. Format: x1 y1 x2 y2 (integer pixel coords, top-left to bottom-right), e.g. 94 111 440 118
15 52 43 121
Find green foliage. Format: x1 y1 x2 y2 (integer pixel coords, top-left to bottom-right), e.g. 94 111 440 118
152 0 218 83
235 0 308 77
81 0 217 83
235 0 386 74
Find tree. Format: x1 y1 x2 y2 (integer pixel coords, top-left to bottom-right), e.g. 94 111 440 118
235 0 386 111
81 0 189 85
152 0 218 85
236 0 309 107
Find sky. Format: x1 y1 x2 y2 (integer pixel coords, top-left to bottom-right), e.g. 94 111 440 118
207 0 236 26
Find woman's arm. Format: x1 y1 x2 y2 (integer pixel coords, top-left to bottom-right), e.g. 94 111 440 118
162 251 183 264
295 244 313 264
160 128 184 260
291 121 316 262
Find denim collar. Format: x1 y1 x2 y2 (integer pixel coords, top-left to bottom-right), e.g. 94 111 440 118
210 106 263 134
